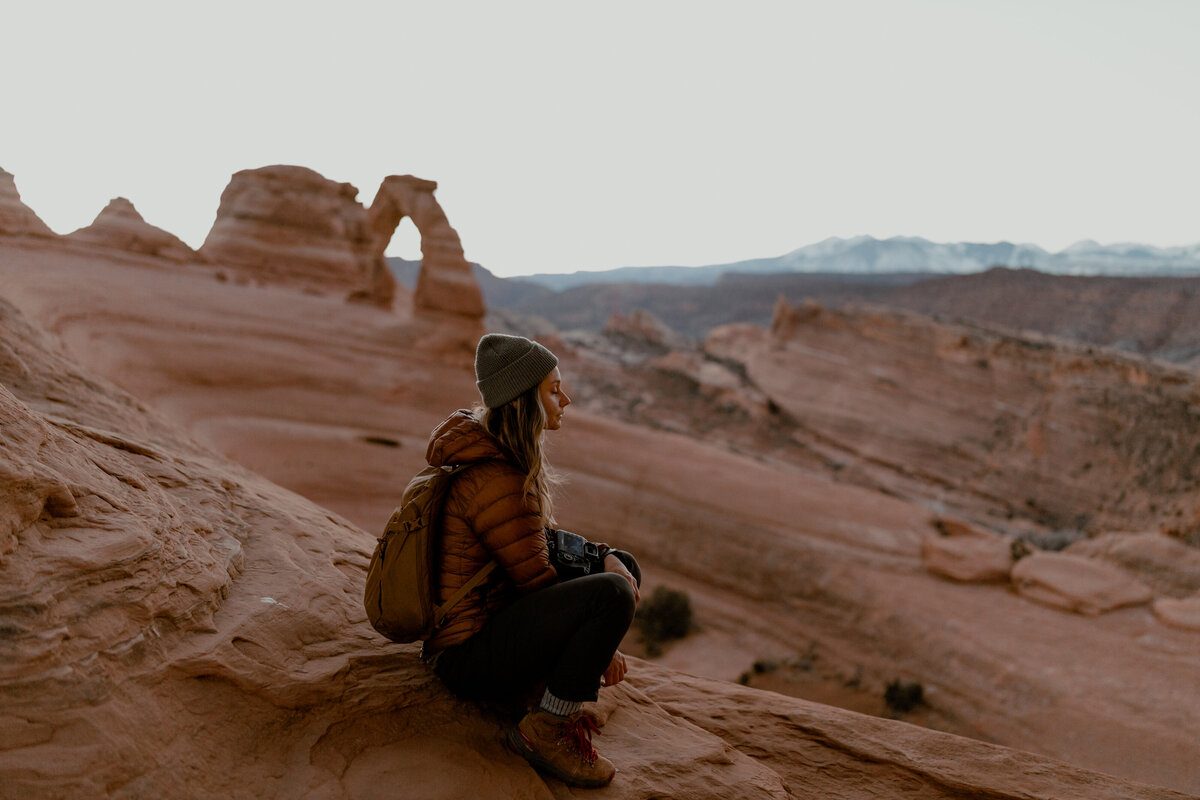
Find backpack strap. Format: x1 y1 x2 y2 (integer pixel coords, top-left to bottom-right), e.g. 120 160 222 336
432 560 498 628
430 459 499 629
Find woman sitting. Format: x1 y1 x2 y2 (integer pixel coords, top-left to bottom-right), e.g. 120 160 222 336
422 333 640 789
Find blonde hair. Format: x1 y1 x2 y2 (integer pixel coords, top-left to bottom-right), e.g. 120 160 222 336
474 385 561 527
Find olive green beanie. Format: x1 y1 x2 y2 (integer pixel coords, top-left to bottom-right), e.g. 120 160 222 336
474 334 558 408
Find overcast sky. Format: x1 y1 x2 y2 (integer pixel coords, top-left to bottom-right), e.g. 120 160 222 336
3 1 1197 277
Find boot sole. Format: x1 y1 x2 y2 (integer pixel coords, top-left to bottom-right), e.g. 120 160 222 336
505 726 615 789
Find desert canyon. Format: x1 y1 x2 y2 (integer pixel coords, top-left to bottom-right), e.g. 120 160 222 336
1 164 1198 799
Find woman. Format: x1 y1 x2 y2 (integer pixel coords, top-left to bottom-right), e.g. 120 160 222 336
421 333 640 789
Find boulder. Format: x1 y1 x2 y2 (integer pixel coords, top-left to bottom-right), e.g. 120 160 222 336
923 518 1015 582
1152 595 1200 632
606 310 685 348
66 197 194 261
0 168 55 238
1011 551 1153 615
1066 532 1200 598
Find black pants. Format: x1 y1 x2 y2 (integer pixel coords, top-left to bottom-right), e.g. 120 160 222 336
434 571 636 704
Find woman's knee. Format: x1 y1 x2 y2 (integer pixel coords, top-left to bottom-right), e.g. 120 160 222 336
590 572 636 619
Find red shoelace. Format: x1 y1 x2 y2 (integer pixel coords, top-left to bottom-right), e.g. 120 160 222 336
558 714 601 765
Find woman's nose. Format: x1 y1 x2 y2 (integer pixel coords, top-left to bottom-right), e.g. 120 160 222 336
562 391 572 408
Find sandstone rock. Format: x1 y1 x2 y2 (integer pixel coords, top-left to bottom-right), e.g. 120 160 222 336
3 290 1169 799
605 310 685 348
0 168 55 238
65 197 194 261
1011 551 1154 615
2 287 784 799
923 518 1015 582
7 237 1200 795
1067 532 1200 599
1152 595 1200 632
199 165 395 305
702 323 770 368
367 175 484 317
732 297 1200 537
634 662 1188 800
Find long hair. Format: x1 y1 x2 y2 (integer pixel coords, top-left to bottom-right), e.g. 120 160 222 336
474 385 561 527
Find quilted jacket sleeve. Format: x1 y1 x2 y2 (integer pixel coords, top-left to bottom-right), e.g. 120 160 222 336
461 463 558 593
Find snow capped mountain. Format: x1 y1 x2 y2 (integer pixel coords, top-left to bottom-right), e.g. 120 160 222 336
522 236 1200 289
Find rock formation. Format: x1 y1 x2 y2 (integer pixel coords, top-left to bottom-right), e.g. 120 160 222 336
198 165 393 304
65 197 194 261
922 517 1015 582
0 168 55 238
1153 596 1200 632
1011 551 1154 615
717 298 1200 539
884 267 1200 369
198 166 485 315
1 271 1190 799
366 174 484 317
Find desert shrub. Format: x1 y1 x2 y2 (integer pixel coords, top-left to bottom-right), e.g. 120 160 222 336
1020 529 1086 552
635 586 694 654
884 679 924 714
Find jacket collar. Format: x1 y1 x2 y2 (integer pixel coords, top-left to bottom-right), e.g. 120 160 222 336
425 409 509 467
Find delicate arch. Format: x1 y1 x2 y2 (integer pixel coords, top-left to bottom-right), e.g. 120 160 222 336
366 175 484 318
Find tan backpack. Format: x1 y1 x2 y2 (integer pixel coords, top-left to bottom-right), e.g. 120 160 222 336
364 463 496 643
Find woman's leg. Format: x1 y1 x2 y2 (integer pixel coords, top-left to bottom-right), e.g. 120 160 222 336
435 572 635 704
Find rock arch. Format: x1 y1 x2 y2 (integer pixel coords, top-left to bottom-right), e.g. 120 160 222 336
198 166 484 317
366 175 484 318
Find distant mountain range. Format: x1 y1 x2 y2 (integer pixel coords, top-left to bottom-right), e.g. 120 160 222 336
518 236 1200 290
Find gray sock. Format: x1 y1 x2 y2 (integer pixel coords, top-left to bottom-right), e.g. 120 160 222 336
539 689 582 718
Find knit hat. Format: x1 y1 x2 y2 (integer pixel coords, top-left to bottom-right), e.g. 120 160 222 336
475 334 558 408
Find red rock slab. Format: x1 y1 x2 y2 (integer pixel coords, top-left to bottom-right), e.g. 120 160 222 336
922 531 1014 582
1011 551 1154 615
1067 531 1200 599
634 661 1193 800
1153 596 1200 632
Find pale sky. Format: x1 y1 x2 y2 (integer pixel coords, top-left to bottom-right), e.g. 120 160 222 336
3 1 1198 277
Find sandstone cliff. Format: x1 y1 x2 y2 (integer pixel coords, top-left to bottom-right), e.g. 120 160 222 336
65 197 195 262
884 267 1200 368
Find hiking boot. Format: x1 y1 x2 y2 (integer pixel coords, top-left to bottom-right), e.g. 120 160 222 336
506 710 616 788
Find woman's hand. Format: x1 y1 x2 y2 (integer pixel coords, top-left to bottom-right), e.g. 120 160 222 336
602 650 627 686
604 553 640 602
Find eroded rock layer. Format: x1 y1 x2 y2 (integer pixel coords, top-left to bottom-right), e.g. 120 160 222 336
705 299 1200 538
65 197 195 261
0 168 55 238
198 165 393 303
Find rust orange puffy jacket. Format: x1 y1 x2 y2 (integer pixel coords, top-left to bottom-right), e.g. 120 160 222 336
423 410 559 654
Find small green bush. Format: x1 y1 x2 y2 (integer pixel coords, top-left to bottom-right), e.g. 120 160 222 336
635 586 694 651
884 679 924 714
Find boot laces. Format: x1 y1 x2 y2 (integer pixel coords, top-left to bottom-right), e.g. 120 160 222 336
558 714 601 765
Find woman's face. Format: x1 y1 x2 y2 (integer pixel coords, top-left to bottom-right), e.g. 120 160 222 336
537 367 571 430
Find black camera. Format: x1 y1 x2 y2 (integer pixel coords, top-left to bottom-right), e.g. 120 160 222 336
548 528 602 573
